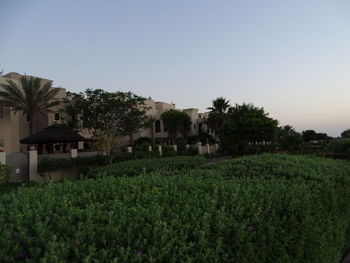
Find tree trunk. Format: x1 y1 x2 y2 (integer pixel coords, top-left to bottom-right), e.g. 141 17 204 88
151 123 155 147
129 133 134 146
29 118 34 135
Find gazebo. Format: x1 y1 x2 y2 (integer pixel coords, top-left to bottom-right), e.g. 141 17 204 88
20 124 86 154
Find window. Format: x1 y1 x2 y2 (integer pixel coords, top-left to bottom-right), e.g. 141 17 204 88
54 112 60 121
155 120 161 133
199 123 203 131
0 107 3 119
194 124 196 130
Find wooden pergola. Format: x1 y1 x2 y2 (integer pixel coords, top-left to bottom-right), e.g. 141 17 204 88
20 124 86 154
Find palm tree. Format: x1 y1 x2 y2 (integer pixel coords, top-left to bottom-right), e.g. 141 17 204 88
0 76 60 135
207 97 230 114
207 97 230 135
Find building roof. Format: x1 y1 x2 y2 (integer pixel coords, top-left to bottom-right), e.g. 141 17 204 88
20 124 86 144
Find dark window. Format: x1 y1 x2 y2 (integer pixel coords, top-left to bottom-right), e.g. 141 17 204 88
199 123 203 131
194 124 196 130
0 107 3 119
155 120 161 133
55 112 60 121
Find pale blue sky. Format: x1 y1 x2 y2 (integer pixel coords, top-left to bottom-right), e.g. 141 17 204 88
1 0 350 136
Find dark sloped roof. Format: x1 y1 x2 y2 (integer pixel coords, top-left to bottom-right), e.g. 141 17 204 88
20 124 86 144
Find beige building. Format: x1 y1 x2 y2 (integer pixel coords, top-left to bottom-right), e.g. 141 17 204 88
128 99 215 145
0 72 68 154
0 72 215 154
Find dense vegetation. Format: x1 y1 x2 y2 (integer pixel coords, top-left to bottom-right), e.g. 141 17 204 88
0 154 349 262
86 156 206 178
0 163 11 183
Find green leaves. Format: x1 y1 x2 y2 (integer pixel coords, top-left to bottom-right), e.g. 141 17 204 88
86 156 206 178
161 110 192 140
0 164 11 183
0 154 350 262
221 103 279 155
0 76 60 134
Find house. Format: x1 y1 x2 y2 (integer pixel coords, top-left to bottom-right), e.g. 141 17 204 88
0 72 215 154
0 72 68 153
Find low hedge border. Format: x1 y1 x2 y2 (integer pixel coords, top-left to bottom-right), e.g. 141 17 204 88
0 164 11 183
86 156 207 178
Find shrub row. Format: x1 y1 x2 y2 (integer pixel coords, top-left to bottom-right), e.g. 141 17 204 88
86 156 207 178
200 153 350 182
0 154 349 262
0 163 11 183
1 154 349 262
38 155 109 176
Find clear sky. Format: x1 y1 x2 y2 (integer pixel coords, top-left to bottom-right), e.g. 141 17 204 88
1 0 349 136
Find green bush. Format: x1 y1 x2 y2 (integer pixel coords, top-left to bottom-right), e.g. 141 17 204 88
86 156 207 178
38 155 109 176
0 164 11 183
200 153 350 181
326 139 350 159
113 150 159 162
1 154 349 262
162 145 177 157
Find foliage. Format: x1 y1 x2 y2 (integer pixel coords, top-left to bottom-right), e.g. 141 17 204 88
38 155 109 177
277 125 303 152
341 129 350 139
187 132 216 144
207 97 230 136
70 90 122 159
302 130 317 141
302 130 328 142
161 109 191 142
0 154 349 262
0 76 60 134
69 89 151 158
161 145 177 157
134 137 153 146
62 92 85 130
119 92 151 146
0 164 11 183
326 139 350 158
220 103 278 155
86 156 206 178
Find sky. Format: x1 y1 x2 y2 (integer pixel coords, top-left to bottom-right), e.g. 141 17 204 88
1 0 349 136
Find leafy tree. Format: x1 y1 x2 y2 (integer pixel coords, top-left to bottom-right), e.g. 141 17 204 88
341 129 350 138
207 97 230 137
221 103 278 155
62 92 85 130
0 76 60 135
315 132 328 141
302 130 317 141
120 92 151 146
277 125 303 152
326 138 350 158
161 109 191 143
77 89 130 161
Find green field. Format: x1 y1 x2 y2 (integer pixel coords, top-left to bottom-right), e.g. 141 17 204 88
0 154 349 262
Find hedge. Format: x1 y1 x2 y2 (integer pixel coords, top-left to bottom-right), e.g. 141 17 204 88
0 163 11 183
38 155 109 176
326 139 350 159
200 153 350 182
0 154 349 262
86 156 207 178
